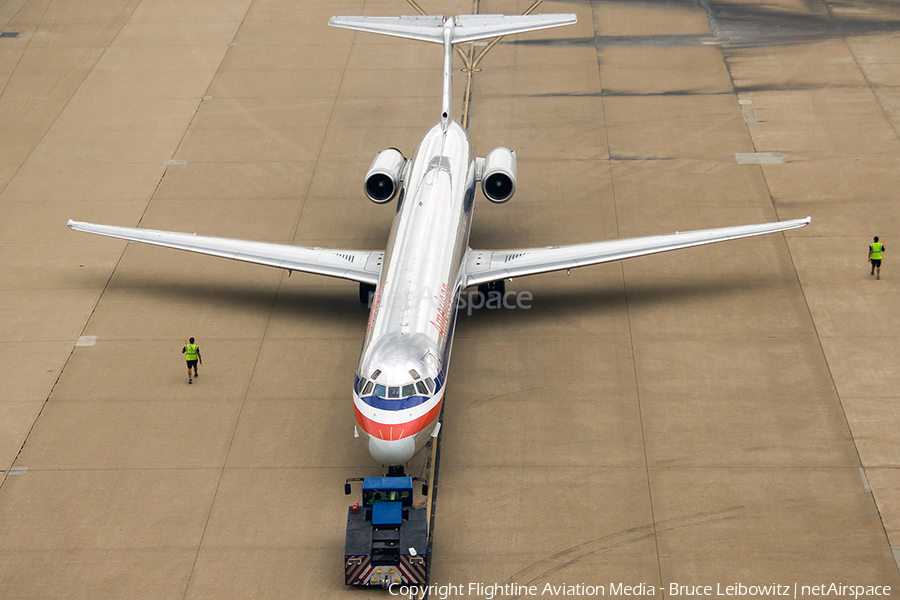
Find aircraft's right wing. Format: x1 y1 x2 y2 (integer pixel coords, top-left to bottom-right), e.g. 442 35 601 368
465 217 811 287
67 220 383 286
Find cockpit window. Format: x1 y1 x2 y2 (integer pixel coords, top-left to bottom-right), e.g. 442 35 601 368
367 381 430 400
371 369 381 380
408 369 420 379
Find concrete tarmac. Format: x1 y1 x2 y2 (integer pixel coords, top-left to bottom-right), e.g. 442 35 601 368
1 0 899 597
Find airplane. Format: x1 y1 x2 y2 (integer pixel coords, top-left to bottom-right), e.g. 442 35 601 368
68 13 810 468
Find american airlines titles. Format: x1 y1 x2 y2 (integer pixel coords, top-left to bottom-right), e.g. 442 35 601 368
430 283 452 339
365 281 386 336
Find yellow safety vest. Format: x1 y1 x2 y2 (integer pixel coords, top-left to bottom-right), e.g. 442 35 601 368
870 242 883 260
184 344 199 361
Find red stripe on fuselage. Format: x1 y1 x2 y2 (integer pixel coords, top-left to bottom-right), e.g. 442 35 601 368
354 399 443 441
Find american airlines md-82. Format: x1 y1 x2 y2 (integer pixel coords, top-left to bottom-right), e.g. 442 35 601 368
68 14 810 468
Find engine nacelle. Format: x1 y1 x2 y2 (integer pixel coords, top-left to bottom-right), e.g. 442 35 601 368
480 147 517 203
364 148 406 203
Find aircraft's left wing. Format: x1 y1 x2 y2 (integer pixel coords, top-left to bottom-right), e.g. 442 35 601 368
67 220 382 285
465 217 810 287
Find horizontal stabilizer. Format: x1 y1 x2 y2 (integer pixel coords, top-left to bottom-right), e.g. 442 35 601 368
452 14 577 43
328 14 577 45
329 15 446 43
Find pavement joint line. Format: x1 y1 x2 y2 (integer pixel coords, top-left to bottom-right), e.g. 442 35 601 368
587 0 667 587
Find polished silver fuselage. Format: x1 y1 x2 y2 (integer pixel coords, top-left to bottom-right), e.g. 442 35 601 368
353 121 476 463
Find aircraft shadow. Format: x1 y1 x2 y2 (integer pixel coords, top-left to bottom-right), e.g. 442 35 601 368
107 274 368 326
107 269 785 329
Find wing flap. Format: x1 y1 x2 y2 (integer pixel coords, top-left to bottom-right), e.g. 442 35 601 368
67 220 382 286
466 217 811 287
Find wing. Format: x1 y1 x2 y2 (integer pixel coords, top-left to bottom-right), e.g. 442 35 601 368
465 217 811 287
67 220 382 286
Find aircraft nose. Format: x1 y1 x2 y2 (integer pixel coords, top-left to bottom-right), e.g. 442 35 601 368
368 435 416 465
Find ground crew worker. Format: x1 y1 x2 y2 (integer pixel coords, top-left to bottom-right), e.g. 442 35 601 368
869 236 884 280
182 337 202 384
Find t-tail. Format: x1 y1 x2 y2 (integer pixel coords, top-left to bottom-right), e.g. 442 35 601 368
328 14 577 130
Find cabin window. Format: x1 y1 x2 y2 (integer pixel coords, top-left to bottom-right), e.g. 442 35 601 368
416 381 428 395
374 384 386 398
388 387 400 398
363 381 374 395
402 384 415 397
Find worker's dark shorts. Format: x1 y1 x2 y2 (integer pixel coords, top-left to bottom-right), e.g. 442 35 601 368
872 259 882 268
186 359 198 368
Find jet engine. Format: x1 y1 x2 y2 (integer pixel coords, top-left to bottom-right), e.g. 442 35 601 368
364 148 406 203
480 147 517 203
